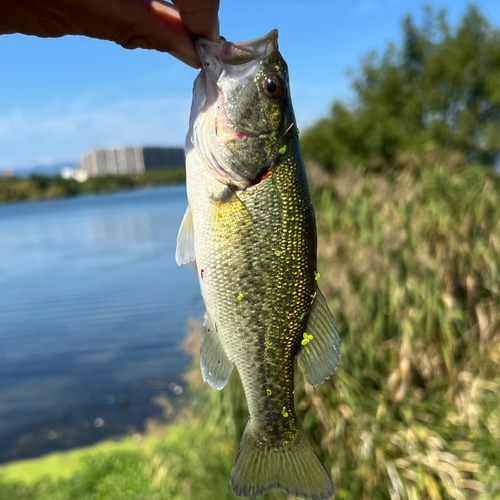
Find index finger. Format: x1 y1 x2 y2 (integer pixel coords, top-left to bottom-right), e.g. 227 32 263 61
171 0 219 41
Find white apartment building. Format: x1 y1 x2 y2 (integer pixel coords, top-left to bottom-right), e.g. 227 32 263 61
79 146 184 176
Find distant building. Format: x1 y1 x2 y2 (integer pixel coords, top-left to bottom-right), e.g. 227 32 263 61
79 146 184 177
61 168 89 182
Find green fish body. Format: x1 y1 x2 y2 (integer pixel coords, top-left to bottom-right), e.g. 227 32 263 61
176 30 340 500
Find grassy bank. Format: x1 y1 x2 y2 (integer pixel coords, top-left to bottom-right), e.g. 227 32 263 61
0 168 186 204
0 438 154 484
1 160 499 500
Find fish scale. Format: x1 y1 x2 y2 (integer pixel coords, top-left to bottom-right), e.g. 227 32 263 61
177 30 340 500
189 141 308 432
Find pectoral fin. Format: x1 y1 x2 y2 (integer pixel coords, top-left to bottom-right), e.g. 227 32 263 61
176 205 195 266
209 187 254 248
200 312 233 390
298 285 341 387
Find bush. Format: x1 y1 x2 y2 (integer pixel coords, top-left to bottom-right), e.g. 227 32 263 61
301 6 500 171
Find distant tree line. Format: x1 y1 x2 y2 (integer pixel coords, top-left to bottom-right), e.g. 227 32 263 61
301 5 500 171
0 169 185 203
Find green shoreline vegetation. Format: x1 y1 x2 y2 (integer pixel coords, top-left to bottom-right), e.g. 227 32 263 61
1 5 500 500
0 168 186 204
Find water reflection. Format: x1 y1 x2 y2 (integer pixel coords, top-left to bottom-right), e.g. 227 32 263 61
92 213 153 249
0 186 203 462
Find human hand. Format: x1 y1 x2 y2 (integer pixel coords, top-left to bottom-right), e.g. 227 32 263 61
0 0 220 68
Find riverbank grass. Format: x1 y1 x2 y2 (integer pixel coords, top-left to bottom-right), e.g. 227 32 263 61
0 436 158 484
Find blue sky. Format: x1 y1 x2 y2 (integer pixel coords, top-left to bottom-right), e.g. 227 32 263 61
1 0 499 169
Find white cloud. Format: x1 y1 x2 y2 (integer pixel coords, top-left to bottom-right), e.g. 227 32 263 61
0 93 191 168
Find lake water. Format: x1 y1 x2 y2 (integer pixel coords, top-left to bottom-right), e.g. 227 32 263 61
0 186 204 463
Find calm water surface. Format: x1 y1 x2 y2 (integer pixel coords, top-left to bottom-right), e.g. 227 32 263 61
0 186 203 462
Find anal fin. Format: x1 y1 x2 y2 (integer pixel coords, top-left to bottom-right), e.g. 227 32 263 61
176 205 195 266
298 285 341 387
200 312 233 390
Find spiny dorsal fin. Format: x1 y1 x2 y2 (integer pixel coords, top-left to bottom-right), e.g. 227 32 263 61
200 312 233 390
176 205 195 266
297 285 340 387
231 422 334 500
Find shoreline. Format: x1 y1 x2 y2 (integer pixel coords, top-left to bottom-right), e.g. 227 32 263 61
0 373 190 466
0 168 186 205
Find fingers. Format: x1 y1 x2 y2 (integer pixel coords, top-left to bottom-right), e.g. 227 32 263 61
0 0 220 67
89 0 200 67
139 0 220 67
171 0 220 41
147 1 200 67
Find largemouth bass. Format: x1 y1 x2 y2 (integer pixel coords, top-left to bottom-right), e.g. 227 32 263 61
176 30 340 500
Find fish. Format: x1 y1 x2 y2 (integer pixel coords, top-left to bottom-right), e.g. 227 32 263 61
176 30 340 500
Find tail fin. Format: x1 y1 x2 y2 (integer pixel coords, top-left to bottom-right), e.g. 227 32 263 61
231 422 334 500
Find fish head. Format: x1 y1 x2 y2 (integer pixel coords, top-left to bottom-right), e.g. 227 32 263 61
188 30 295 189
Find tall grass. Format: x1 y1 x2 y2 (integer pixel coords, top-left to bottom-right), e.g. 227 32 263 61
180 160 500 500
301 161 500 499
1 160 499 500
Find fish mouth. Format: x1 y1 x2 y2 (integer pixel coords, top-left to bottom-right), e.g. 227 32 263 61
193 30 279 111
195 30 279 67
188 31 280 189
195 32 280 140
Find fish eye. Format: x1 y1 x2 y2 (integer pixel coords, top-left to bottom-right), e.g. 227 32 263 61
261 75 285 100
267 80 277 94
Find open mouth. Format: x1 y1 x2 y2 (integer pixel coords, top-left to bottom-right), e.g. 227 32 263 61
196 30 279 67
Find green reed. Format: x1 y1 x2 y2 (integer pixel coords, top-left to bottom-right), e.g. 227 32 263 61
180 160 500 500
